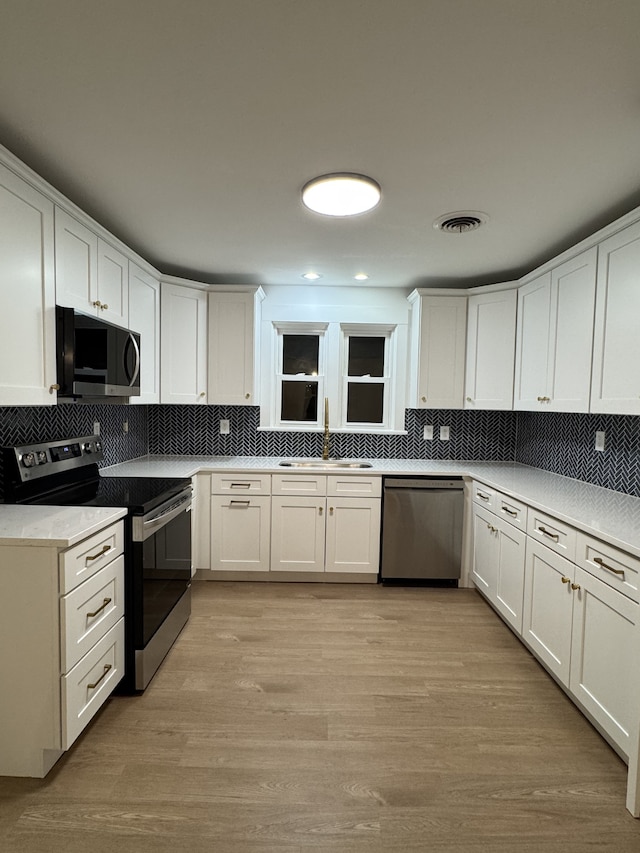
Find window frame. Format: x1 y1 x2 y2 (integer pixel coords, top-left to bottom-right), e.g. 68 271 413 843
273 321 328 430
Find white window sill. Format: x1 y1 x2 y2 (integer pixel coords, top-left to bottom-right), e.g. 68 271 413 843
257 426 408 436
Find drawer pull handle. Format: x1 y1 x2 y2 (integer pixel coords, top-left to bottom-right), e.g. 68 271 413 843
86 597 112 618
571 583 581 591
594 556 625 576
502 506 517 517
539 526 559 542
87 664 112 690
230 500 250 506
86 544 112 563
230 483 251 489
561 576 571 584
477 492 490 501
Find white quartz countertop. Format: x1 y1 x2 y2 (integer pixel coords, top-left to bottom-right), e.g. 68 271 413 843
0 505 127 547
101 455 640 559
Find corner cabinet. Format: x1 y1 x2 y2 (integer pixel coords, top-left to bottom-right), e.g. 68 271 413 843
514 248 597 412
0 163 57 405
55 207 129 327
208 287 264 405
407 290 467 409
160 282 208 404
464 288 517 410
128 262 160 404
591 220 640 414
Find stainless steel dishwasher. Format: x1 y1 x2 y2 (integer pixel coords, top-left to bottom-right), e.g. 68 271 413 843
380 477 464 583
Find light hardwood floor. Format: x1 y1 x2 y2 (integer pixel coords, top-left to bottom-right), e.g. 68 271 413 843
1 580 639 852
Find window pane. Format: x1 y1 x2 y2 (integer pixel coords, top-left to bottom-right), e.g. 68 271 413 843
281 381 318 421
282 335 319 375
348 336 385 377
346 382 384 423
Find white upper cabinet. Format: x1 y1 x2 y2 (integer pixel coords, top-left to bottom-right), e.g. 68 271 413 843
514 247 597 412
407 291 467 409
160 283 208 404
0 163 57 405
208 288 264 405
591 220 640 415
465 288 517 410
128 262 160 404
55 208 129 327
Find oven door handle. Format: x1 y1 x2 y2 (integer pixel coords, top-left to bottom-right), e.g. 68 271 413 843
133 491 192 542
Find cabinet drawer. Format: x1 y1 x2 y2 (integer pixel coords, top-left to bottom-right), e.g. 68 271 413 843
59 521 124 594
576 533 640 603
527 508 577 562
60 555 125 672
471 481 496 510
211 473 271 495
61 618 124 749
327 474 381 498
271 473 327 496
495 492 527 530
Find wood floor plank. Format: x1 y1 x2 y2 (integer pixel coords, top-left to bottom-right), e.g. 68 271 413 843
1 580 639 852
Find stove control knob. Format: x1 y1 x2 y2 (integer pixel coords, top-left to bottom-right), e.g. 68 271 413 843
84 442 93 453
36 451 47 465
94 440 102 453
21 452 35 468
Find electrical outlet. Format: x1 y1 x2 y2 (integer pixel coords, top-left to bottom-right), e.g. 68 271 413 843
440 425 450 441
93 421 100 436
219 419 230 435
595 430 605 452
122 420 129 433
423 425 434 440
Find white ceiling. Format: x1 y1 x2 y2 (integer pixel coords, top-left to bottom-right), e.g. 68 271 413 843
1 0 639 289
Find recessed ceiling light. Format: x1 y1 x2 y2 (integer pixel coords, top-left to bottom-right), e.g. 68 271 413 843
354 273 369 281
302 272 322 281
302 173 381 217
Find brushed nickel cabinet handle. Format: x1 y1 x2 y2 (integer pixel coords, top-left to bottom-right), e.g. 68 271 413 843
49 383 60 393
571 583 581 591
421 396 426 403
477 491 490 501
87 664 112 690
329 507 334 515
245 393 250 399
86 544 112 563
561 576 571 584
593 556 625 576
230 482 251 489
502 506 517 517
319 506 323 516
92 300 102 308
101 303 109 310
229 500 250 506
86 597 112 618
539 526 559 542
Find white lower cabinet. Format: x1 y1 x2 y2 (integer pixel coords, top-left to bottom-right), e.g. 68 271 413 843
210 473 271 573
0 518 125 777
270 474 381 576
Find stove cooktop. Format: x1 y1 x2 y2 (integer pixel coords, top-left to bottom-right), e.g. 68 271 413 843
25 475 191 515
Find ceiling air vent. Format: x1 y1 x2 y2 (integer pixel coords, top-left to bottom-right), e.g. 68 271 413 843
433 211 489 233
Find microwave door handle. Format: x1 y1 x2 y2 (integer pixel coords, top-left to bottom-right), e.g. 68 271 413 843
125 333 141 386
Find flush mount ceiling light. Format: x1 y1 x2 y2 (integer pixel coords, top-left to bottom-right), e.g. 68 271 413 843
302 173 381 217
302 272 322 281
433 210 489 233
354 273 369 281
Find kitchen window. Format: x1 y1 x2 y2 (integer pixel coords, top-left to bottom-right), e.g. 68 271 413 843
267 320 402 432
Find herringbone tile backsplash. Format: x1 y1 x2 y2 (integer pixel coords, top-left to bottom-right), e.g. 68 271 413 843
1 404 640 499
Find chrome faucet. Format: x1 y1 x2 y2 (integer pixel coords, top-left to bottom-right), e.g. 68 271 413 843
322 397 330 460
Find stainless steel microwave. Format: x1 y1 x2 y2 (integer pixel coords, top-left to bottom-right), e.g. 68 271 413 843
56 306 141 398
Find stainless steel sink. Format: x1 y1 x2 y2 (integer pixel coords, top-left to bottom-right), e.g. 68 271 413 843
278 459 373 469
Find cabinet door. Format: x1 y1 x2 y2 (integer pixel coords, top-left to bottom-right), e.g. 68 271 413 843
522 540 574 684
494 517 526 634
547 248 597 413
0 165 57 405
211 495 270 572
160 283 208 404
569 567 638 757
325 498 381 574
472 506 499 597
591 220 640 414
129 262 160 404
54 207 98 312
465 289 516 410
97 238 129 327
410 294 467 409
513 272 552 410
270 496 325 573
208 291 256 405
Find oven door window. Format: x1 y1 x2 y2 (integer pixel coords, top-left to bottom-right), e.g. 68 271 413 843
137 508 191 647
